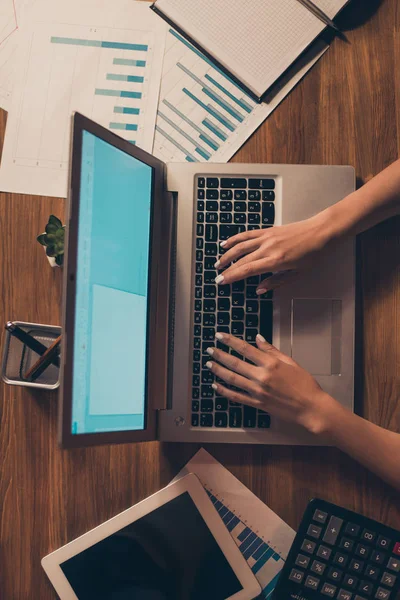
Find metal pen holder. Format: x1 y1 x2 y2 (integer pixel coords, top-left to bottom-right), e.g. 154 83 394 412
2 321 62 389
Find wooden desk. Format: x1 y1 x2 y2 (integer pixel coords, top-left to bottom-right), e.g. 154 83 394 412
0 1 399 597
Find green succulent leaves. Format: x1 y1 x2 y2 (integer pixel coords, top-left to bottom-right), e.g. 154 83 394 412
37 215 65 266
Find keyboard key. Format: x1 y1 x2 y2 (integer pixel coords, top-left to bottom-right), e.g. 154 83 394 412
215 397 228 411
305 575 320 590
194 312 201 324
206 224 218 241
260 301 273 343
340 538 355 552
232 293 245 307
245 329 257 343
196 224 204 236
198 189 205 199
192 375 200 387
218 284 231 297
193 362 200 374
387 557 400 572
193 349 201 362
232 280 245 292
246 300 258 313
205 244 218 258
289 568 304 584
358 580 373 595
248 201 261 212
249 178 275 189
301 540 316 554
233 202 246 213
232 322 244 336
200 413 213 427
248 213 260 224
371 550 386 565
356 544 370 559
217 312 230 325
262 190 275 201
232 308 244 321
202 370 214 384
221 178 247 188
295 554 310 569
220 213 232 223
324 516 344 545
201 399 213 412
337 590 353 600
206 177 219 188
191 413 199 426
243 406 257 428
377 536 391 550
246 286 258 299
246 314 258 327
355 596 368 600
204 285 216 298
375 588 391 599
313 509 328 524
317 545 332 560
334 552 349 568
206 201 218 212
344 574 359 589
262 202 275 225
234 190 247 200
193 337 201 349
204 299 216 313
198 177 205 188
234 213 246 223
365 565 379 580
311 560 326 575
218 298 230 311
196 262 203 274
328 567 343 583
201 384 214 398
203 313 216 327
220 225 240 240
197 212 204 223
381 572 396 587
346 523 360 537
248 225 260 230
350 559 365 573
247 275 260 284
204 270 216 284
229 407 242 428
195 275 202 287
197 201 205 213
257 413 271 428
362 530 377 544
248 190 261 200
220 191 233 201
213 412 227 428
194 324 201 336
321 582 337 597
203 257 214 270
196 238 204 249
206 212 218 223
196 251 203 263
307 524 323 539
202 328 215 341
192 399 199 411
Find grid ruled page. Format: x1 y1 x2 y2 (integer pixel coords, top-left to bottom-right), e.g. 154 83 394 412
155 0 347 97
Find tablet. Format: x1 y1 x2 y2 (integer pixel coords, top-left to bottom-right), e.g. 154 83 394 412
42 473 262 600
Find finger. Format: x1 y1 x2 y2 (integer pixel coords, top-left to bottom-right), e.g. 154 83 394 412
255 333 295 366
214 333 265 366
207 346 259 378
216 257 274 285
206 360 259 396
256 270 298 294
220 229 264 251
216 239 260 270
211 382 263 409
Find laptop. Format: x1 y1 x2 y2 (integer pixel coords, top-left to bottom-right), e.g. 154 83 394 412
59 112 355 448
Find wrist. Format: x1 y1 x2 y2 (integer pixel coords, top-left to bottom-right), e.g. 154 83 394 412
311 191 358 246
298 391 344 437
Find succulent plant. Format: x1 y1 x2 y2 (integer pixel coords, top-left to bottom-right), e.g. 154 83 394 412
37 215 65 266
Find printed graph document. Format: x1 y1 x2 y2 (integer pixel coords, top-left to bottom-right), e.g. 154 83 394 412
173 449 295 599
153 0 347 99
0 1 166 197
154 28 327 164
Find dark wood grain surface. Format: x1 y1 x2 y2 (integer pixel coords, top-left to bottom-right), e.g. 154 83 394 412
0 1 399 598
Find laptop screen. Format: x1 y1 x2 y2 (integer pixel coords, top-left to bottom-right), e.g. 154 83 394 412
71 130 153 435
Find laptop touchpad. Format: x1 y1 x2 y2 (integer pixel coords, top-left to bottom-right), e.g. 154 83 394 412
291 299 342 375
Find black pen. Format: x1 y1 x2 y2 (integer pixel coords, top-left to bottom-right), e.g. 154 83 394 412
6 322 60 368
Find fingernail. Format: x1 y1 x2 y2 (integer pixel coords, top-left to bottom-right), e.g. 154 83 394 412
214 260 220 268
220 241 227 247
211 383 218 390
256 288 267 296
256 334 266 343
215 332 224 340
206 347 214 356
215 274 224 284
206 361 213 369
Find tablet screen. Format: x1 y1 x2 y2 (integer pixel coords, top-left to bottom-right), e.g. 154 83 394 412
60 492 242 600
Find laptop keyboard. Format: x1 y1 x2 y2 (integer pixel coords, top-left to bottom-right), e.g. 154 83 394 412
191 176 275 430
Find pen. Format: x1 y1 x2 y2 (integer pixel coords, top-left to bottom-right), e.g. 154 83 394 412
6 322 60 368
296 0 341 33
25 335 62 381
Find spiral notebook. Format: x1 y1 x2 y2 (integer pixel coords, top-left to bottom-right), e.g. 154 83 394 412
151 0 349 101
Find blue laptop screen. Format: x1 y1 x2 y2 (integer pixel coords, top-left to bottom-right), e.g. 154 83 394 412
71 131 153 435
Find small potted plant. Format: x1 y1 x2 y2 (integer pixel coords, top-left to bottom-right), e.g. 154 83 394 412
37 215 65 267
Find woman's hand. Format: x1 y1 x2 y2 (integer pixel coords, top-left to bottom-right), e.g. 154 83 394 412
215 214 330 292
206 332 340 435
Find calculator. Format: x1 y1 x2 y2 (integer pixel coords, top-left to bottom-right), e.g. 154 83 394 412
272 498 400 600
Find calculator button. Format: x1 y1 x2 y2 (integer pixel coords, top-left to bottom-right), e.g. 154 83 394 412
307 524 322 539
392 542 400 556
359 580 373 595
304 575 320 590
311 560 326 575
356 544 371 559
295 554 310 568
346 523 361 537
323 516 343 545
387 557 400 572
313 509 328 524
355 597 368 600
338 590 353 600
381 572 396 587
365 565 379 580
343 574 359 589
371 550 386 565
350 559 365 573
289 568 304 584
375 588 391 599
334 552 349 567
340 537 355 552
362 529 377 544
327 567 343 583
317 545 332 560
301 539 316 554
321 583 337 597
376 535 391 550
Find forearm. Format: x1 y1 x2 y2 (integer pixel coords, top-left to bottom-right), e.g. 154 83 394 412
320 400 400 491
316 159 400 242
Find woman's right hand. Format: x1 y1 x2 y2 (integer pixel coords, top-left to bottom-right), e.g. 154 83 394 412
215 213 332 292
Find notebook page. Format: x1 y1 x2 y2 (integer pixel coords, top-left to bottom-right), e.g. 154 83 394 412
155 0 346 97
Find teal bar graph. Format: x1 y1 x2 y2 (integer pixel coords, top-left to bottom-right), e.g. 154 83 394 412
50 37 148 51
205 74 253 113
183 88 235 132
95 89 142 99
114 107 140 115
156 125 197 162
162 99 219 150
157 111 210 161
109 123 138 131
107 74 144 83
113 58 146 67
202 118 227 142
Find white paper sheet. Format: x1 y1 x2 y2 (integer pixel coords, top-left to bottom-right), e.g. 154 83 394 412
0 1 166 197
173 449 295 599
154 27 327 164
